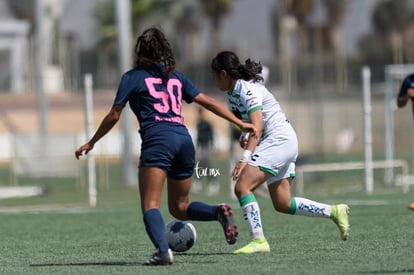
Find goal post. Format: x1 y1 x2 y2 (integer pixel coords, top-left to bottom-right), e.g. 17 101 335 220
294 65 412 195
83 73 97 207
362 66 373 193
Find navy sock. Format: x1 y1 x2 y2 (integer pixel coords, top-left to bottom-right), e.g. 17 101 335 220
187 201 218 221
143 208 169 253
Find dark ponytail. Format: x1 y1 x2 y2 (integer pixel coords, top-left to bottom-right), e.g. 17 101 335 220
134 27 175 74
211 51 264 83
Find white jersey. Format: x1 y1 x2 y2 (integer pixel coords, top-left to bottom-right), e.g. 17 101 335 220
227 79 298 181
227 79 287 139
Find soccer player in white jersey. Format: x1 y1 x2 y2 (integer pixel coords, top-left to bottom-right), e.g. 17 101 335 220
211 51 350 254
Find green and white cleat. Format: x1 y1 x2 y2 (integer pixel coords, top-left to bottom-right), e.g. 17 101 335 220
233 238 270 254
331 204 350 241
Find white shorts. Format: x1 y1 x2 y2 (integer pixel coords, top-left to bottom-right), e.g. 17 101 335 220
264 162 296 185
247 122 298 185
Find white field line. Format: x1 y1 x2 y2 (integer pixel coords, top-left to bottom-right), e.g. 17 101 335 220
322 199 409 206
0 200 409 215
0 204 99 214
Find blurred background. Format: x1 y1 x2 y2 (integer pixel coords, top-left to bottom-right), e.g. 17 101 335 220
1 0 414 203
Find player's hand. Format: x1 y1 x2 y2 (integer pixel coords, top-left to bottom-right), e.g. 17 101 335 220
231 161 248 180
239 122 258 139
239 132 249 149
75 143 93 159
407 88 414 97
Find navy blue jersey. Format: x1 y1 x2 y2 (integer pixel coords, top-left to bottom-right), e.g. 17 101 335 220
113 66 200 134
113 66 200 179
398 73 414 113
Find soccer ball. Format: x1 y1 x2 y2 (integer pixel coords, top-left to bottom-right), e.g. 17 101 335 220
165 219 196 252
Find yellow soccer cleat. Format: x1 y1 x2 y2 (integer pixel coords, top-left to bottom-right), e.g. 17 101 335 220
331 204 350 241
233 238 270 254
408 203 414 211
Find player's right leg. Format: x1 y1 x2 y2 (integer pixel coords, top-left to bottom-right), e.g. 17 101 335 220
233 165 270 254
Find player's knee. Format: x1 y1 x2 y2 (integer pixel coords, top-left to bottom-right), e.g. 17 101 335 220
169 202 188 220
234 188 245 199
234 184 251 199
272 200 290 213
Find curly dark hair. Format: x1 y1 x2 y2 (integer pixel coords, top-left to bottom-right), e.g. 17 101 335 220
133 27 175 74
211 51 263 83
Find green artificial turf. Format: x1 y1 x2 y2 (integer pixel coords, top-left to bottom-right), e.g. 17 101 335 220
1 188 414 275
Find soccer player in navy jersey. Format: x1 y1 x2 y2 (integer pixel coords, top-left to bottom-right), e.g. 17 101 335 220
75 27 257 266
396 73 414 210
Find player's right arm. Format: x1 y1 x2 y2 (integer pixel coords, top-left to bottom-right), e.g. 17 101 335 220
193 93 258 137
75 105 124 159
231 109 263 180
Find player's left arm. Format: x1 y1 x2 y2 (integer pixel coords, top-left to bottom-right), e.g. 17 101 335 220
193 93 258 137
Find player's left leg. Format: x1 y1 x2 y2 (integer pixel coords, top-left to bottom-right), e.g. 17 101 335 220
268 176 350 241
167 177 238 245
139 166 172 265
167 176 192 220
269 177 333 218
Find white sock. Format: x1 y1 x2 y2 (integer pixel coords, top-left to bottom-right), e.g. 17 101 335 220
241 201 265 239
292 197 331 218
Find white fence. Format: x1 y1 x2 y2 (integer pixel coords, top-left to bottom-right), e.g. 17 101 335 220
12 134 80 179
295 160 410 195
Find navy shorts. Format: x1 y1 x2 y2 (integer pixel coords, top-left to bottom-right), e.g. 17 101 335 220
139 127 195 179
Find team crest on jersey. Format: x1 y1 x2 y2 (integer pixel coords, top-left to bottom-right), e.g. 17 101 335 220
232 108 242 119
227 91 240 99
